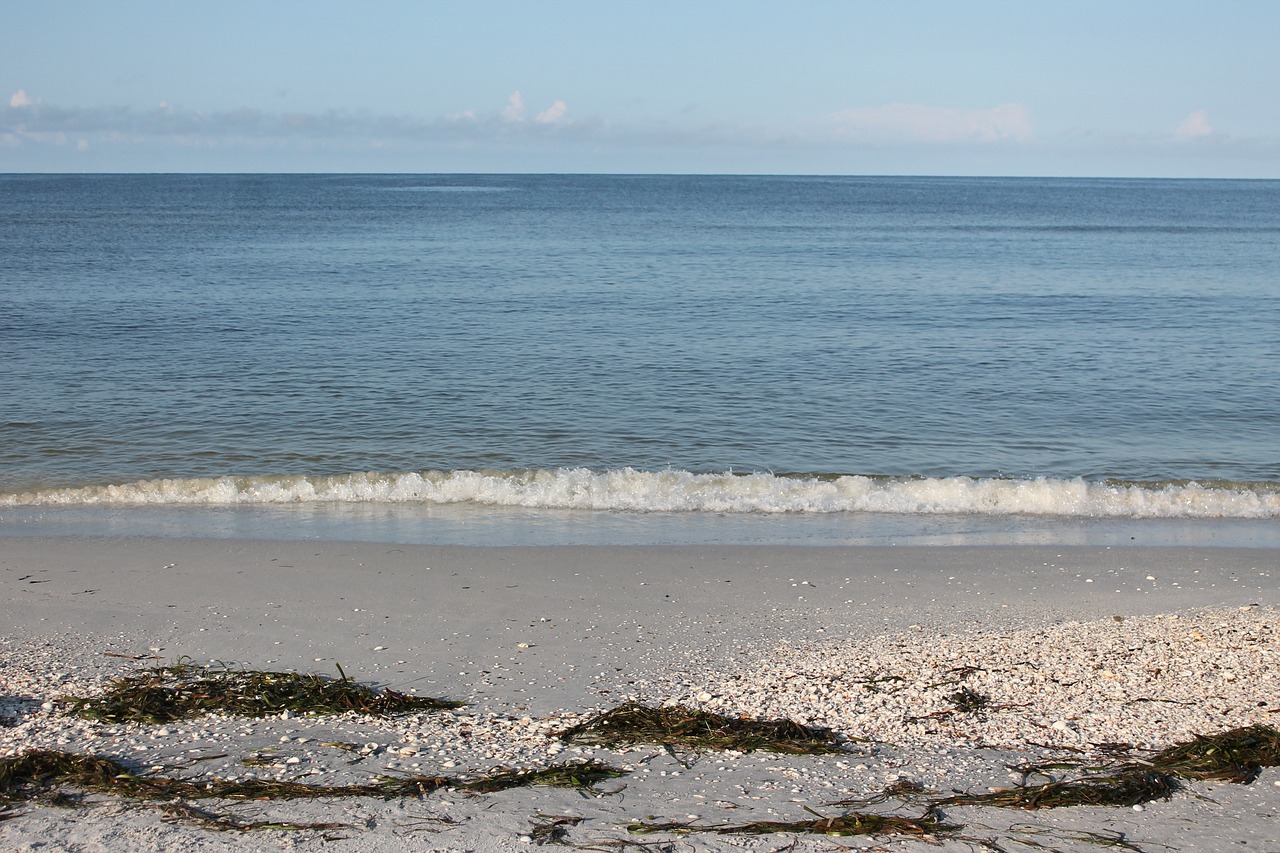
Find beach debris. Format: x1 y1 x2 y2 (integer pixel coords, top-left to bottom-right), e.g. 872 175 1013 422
528 813 583 844
557 702 846 755
1144 722 1280 783
0 749 452 804
931 724 1280 812
0 748 626 830
453 761 626 794
624 725 1280 843
62 659 462 723
947 687 991 714
159 801 349 834
830 778 932 809
932 767 1180 811
628 809 957 839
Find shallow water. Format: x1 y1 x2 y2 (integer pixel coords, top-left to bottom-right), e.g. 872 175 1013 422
3 174 1278 542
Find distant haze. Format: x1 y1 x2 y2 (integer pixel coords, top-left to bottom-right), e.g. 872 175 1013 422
2 0 1278 176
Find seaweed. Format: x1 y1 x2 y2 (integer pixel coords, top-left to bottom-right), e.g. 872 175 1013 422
1147 723 1280 783
932 768 1180 811
948 687 991 714
629 810 957 838
830 778 932 809
455 761 626 794
529 813 583 845
159 801 349 834
0 749 625 810
930 725 1280 813
557 702 845 755
63 660 462 723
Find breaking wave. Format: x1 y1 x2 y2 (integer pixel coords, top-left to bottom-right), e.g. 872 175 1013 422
3 469 1278 518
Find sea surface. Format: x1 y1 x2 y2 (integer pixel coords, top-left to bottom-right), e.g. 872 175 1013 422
2 174 1278 545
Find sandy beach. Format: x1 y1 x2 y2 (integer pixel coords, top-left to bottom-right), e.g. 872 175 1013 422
3 536 1278 851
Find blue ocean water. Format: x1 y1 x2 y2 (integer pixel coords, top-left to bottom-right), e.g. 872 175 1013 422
2 174 1278 544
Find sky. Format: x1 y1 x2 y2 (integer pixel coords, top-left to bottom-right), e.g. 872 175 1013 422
3 0 1278 177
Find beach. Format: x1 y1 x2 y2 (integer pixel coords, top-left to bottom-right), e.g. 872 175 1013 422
4 173 1279 850
3 536 1278 851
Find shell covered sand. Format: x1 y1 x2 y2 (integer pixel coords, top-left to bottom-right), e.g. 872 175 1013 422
3 606 1279 852
670 605 1279 752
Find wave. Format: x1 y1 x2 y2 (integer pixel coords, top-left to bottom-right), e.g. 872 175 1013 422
3 469 1279 518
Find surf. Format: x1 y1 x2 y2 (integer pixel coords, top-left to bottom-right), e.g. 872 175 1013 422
4 469 1277 519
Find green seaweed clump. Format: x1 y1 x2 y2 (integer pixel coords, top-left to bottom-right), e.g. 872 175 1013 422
932 768 1179 811
1148 723 1280 783
455 760 626 793
558 702 845 755
64 660 462 723
932 724 1280 813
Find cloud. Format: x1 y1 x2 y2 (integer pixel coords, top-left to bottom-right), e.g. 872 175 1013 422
501 90 525 123
831 102 1032 144
499 91 570 126
7 92 1275 176
0 91 584 155
1176 109 1213 138
536 99 568 125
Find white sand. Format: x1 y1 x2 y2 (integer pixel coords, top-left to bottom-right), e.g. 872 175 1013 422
2 536 1278 851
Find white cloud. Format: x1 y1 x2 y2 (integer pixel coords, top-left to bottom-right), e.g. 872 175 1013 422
498 91 569 125
9 89 32 108
831 102 1032 144
1176 110 1213 138
535 99 568 125
501 90 525 122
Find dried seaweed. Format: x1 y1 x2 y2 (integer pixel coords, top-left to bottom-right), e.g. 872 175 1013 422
931 725 1280 813
557 702 845 754
455 761 626 794
932 769 1179 811
159 801 350 834
629 810 957 838
830 778 932 809
63 660 462 723
0 749 624 808
529 813 583 845
948 687 991 714
1147 723 1280 783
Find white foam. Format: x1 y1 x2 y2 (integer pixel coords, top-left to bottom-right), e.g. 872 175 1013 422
3 469 1278 518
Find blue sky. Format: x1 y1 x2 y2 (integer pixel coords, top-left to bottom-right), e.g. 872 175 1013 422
3 0 1278 176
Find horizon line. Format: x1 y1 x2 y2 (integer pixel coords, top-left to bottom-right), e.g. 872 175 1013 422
3 170 1277 182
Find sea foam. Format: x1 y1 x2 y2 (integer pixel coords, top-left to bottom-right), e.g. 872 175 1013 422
3 469 1277 518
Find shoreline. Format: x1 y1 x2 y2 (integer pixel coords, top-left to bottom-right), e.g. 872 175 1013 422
6 502 1280 548
3 536 1278 851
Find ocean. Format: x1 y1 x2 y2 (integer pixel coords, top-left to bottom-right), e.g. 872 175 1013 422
2 174 1278 545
